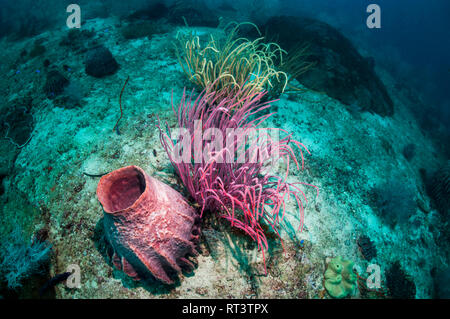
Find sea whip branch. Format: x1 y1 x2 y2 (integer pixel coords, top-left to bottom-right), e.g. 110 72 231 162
157 85 317 271
113 76 130 134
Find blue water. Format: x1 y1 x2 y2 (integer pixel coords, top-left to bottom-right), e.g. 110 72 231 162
278 0 450 109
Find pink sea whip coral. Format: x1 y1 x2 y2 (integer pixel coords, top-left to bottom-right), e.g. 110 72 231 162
158 86 317 270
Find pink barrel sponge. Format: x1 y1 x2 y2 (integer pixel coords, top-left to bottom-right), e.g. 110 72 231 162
96 165 200 285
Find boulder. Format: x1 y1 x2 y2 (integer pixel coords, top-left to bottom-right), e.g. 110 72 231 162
260 16 394 116
85 46 119 78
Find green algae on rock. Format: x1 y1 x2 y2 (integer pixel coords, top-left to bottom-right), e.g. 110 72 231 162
324 256 357 298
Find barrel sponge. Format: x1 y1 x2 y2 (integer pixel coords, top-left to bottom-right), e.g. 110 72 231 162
324 256 357 298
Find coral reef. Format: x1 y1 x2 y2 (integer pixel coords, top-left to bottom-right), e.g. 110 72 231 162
85 45 119 78
272 44 316 96
324 256 357 298
0 9 446 299
175 22 288 99
96 166 200 285
158 85 316 269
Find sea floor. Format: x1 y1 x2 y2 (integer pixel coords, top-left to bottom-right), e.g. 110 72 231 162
0 16 448 298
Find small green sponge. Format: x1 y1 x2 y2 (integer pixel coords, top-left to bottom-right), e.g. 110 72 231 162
324 256 357 298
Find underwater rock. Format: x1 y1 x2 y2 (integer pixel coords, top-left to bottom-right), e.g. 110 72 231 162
386 261 416 299
96 165 200 285
126 2 169 21
125 1 219 28
324 256 357 298
168 0 219 27
85 45 119 78
59 28 95 53
43 70 69 99
357 235 377 261
257 16 394 116
121 21 162 40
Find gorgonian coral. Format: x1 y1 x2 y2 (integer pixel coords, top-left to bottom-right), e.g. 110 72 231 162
174 22 288 100
158 85 317 269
